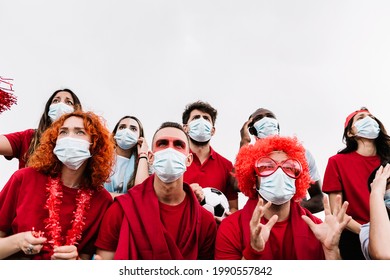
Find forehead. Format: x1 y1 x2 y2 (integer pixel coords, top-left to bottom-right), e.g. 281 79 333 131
268 151 288 162
153 127 188 144
62 116 84 127
119 117 139 127
53 91 73 100
189 109 211 119
353 111 371 121
252 109 276 122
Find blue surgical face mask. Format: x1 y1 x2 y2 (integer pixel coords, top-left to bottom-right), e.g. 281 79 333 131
258 168 296 205
188 118 212 142
48 103 74 122
152 148 187 183
114 128 138 150
253 117 279 139
384 190 390 210
53 137 91 170
354 116 380 139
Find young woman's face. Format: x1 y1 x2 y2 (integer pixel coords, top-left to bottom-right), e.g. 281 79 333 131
51 91 75 108
117 118 140 138
58 116 91 143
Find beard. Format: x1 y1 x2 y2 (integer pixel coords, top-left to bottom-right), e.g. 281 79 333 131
190 137 211 147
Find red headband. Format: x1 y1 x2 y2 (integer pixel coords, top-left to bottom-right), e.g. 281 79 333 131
344 109 369 129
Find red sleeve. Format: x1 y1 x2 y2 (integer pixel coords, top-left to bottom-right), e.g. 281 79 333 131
3 129 35 168
322 156 342 193
0 171 21 233
95 200 124 251
215 213 243 260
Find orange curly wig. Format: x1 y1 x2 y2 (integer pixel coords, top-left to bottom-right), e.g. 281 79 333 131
234 136 311 201
28 111 115 190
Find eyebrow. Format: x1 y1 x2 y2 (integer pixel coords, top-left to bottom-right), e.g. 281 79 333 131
173 139 186 147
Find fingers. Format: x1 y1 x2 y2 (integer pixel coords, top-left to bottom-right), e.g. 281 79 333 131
52 245 79 260
322 194 331 216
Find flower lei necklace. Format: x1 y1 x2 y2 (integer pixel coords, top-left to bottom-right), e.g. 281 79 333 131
40 177 93 251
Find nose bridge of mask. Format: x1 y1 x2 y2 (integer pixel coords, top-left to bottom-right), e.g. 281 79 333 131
49 102 74 121
254 117 278 135
56 137 91 152
190 117 211 131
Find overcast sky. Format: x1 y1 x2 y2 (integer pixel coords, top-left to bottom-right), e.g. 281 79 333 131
1 0 390 191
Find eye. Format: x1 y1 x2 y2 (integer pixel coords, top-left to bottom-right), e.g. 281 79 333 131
65 100 74 106
76 130 86 135
52 98 60 104
118 125 126 130
58 130 68 135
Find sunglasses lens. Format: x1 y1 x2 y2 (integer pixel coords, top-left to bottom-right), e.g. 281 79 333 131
255 158 277 177
281 159 302 178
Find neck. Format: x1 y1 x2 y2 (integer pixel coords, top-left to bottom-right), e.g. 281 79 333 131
61 165 85 189
116 147 132 158
356 138 377 156
153 177 186 205
190 141 211 163
264 201 291 222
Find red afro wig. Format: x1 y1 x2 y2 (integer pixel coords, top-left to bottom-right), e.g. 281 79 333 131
234 136 311 201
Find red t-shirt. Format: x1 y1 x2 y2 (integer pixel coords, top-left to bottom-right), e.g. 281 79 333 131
322 151 380 224
96 176 217 259
184 146 238 200
0 167 113 259
3 129 35 169
215 199 324 260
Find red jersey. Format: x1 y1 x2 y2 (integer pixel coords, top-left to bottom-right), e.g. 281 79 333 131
0 167 112 259
184 146 237 200
322 151 380 224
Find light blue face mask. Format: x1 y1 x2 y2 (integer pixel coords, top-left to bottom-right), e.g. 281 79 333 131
114 128 138 150
354 116 380 139
188 118 212 142
253 117 279 139
258 168 296 205
53 137 91 170
152 148 187 183
48 103 74 122
384 190 390 210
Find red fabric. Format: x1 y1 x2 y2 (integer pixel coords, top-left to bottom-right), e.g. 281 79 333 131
184 146 237 200
322 151 380 224
215 198 324 260
0 168 112 259
96 175 216 260
3 129 35 169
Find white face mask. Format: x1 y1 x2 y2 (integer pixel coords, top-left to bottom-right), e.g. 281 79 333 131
258 168 296 205
188 118 212 142
54 137 91 170
253 117 279 139
48 103 74 122
354 116 380 139
384 190 390 210
152 148 187 183
114 128 138 150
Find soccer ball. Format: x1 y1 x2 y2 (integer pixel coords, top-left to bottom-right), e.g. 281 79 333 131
200 187 230 218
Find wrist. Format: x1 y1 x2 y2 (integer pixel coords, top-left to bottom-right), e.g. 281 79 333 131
243 243 263 260
138 152 148 158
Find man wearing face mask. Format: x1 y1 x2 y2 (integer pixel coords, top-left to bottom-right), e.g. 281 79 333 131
323 107 390 259
95 122 217 260
239 108 324 214
360 163 390 259
182 101 238 218
215 136 351 260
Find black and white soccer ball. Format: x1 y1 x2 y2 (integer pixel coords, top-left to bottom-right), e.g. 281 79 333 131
200 187 230 218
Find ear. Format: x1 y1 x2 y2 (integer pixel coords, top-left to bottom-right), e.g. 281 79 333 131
211 126 216 136
147 151 154 165
183 124 189 134
186 153 193 167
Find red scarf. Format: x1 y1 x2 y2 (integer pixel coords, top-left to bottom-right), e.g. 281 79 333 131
241 198 325 260
114 175 201 260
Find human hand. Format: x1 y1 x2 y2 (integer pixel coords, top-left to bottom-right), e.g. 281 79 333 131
190 183 205 203
51 245 79 260
137 137 149 156
240 117 253 148
249 197 278 252
20 230 47 256
370 164 390 196
302 194 351 255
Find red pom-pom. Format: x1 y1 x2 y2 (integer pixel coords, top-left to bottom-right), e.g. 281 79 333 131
0 89 17 114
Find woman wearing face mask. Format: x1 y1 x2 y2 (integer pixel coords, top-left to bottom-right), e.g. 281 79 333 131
215 136 351 260
322 107 390 259
360 163 390 259
0 88 82 169
104 116 149 198
0 111 115 260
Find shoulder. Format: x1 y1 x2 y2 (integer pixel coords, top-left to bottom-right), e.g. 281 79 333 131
210 147 233 166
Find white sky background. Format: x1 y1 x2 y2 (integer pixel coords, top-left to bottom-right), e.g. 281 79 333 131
1 0 390 191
